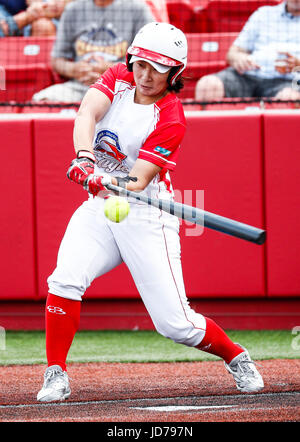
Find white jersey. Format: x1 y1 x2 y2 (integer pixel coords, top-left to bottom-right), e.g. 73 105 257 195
91 63 186 201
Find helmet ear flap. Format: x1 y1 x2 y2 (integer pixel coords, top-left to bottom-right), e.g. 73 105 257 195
168 66 181 86
167 66 185 92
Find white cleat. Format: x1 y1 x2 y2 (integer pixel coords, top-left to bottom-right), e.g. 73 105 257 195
37 365 71 402
224 344 264 393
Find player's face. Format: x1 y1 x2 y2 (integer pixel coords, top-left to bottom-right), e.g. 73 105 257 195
133 60 170 105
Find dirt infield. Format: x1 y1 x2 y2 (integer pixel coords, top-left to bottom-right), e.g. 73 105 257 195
0 359 299 422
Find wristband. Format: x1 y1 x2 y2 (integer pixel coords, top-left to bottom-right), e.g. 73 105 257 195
77 150 96 162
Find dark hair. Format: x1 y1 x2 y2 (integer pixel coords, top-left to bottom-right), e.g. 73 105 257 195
126 54 133 72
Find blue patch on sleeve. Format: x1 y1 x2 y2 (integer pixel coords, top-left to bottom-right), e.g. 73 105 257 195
154 146 172 157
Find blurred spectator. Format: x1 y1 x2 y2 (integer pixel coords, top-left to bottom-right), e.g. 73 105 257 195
0 0 26 36
145 0 169 22
0 0 72 37
32 0 155 102
24 0 74 37
0 0 26 15
195 0 300 102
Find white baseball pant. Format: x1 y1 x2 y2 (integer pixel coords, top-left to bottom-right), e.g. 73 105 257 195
48 196 206 347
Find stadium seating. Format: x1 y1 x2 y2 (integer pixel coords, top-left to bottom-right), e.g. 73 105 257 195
0 37 55 65
166 0 281 33
166 0 209 33
0 37 55 102
186 32 238 69
0 64 54 102
0 6 295 110
0 31 237 103
179 32 238 99
204 0 280 33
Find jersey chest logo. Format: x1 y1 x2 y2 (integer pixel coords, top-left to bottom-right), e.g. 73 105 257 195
94 129 127 163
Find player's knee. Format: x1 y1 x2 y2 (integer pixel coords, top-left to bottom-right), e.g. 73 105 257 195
195 75 225 101
47 276 85 302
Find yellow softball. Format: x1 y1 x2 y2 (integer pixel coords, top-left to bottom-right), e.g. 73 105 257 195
104 196 130 223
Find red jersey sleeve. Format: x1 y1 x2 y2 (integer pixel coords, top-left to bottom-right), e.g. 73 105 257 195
139 122 185 171
90 63 134 102
138 97 186 171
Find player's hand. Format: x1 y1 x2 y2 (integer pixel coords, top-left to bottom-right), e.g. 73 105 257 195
66 150 96 186
83 173 113 197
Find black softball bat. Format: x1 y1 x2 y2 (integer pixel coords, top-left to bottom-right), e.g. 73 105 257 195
106 183 266 245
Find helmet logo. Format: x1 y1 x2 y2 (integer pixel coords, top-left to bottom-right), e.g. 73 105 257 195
174 40 184 48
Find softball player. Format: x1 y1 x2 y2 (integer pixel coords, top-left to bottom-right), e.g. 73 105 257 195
37 22 263 402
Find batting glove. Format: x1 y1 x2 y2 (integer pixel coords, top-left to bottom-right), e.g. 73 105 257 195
83 173 112 197
67 150 96 186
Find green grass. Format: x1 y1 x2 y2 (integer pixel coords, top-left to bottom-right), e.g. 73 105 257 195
0 330 299 366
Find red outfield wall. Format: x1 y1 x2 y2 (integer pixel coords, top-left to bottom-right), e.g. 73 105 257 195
0 111 299 327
